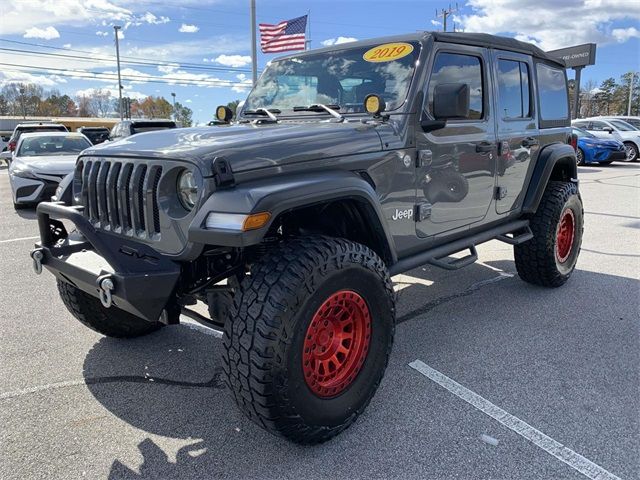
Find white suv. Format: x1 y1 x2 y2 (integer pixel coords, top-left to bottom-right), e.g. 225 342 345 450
572 118 640 162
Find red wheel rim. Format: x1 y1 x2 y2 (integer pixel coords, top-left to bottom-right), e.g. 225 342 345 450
302 290 372 398
556 208 575 263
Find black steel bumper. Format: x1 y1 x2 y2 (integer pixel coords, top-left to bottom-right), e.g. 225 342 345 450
32 202 181 322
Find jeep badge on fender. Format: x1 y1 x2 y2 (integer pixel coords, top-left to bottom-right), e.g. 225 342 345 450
31 31 582 444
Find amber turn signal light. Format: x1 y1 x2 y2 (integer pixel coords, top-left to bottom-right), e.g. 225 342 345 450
242 212 271 231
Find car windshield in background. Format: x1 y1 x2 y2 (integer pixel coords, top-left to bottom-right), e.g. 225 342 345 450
17 135 91 157
243 42 420 114
81 129 110 144
131 122 177 134
609 120 637 131
573 127 595 138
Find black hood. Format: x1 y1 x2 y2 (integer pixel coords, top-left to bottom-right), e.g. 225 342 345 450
83 122 383 174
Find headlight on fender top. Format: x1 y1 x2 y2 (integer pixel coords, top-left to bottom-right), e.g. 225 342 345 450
205 212 271 231
177 169 198 210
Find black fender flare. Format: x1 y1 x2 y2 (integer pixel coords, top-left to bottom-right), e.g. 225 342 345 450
188 170 397 263
522 143 577 214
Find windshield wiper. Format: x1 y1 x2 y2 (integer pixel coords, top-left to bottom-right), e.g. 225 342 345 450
293 104 344 121
243 108 280 121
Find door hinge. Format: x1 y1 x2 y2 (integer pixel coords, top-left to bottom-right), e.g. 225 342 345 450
495 186 508 200
416 202 432 221
417 149 432 167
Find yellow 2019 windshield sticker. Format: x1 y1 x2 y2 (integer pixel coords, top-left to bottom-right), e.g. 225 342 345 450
363 42 414 63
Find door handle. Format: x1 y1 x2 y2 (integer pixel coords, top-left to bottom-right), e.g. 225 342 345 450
521 137 539 147
476 142 494 153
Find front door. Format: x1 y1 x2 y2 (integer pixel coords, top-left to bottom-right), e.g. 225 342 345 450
415 45 496 238
492 51 539 214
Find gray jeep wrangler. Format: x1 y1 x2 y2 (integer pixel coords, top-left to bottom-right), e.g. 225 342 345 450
31 32 582 444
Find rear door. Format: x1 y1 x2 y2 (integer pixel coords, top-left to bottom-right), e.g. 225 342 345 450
492 51 538 214
415 45 496 238
584 120 611 139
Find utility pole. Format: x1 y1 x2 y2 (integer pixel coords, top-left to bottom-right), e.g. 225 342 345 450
19 86 26 119
250 0 258 86
628 73 635 116
114 26 124 120
171 92 176 120
436 3 459 32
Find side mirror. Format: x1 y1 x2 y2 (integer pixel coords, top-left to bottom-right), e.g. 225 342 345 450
420 83 470 133
604 127 614 133
433 83 470 120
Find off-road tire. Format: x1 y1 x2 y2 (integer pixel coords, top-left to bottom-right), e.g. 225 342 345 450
57 280 163 338
514 181 583 287
623 142 638 162
223 236 395 444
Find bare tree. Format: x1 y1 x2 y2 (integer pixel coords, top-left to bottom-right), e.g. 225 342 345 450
89 89 113 117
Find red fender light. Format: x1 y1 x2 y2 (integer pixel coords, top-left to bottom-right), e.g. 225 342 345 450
569 133 578 152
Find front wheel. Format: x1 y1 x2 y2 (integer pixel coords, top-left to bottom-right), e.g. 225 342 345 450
576 147 586 166
223 237 395 444
514 181 583 287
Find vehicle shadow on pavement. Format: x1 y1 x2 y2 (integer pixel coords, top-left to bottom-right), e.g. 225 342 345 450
78 262 639 479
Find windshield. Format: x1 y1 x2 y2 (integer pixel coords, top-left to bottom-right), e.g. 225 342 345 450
17 135 91 157
243 42 420 114
609 120 637 131
573 127 595 138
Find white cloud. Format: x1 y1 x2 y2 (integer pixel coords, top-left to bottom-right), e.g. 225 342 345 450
140 12 170 25
76 86 146 101
0 70 60 87
179 23 199 33
457 0 640 50
63 43 71 48
431 20 442 27
96 31 109 36
612 26 640 42
23 26 60 40
232 73 252 93
116 29 125 40
321 37 358 47
214 54 252 67
185 99 192 103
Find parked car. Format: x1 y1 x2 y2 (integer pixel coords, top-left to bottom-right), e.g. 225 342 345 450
32 32 583 444
7 122 68 155
9 132 91 209
77 127 110 145
603 116 640 130
109 119 177 141
572 127 626 165
1 132 11 151
572 118 640 161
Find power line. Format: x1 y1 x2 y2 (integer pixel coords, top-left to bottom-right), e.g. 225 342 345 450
0 46 254 74
0 39 254 73
0 63 250 88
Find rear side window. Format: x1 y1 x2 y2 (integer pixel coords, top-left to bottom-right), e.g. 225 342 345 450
428 52 484 120
497 59 530 119
536 63 569 124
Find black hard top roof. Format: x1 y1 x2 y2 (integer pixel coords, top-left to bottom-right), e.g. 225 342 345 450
279 31 564 67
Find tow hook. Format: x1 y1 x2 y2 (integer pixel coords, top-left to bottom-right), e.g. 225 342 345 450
98 277 115 308
31 249 44 275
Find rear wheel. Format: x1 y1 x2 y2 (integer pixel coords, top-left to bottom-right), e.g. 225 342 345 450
57 280 163 338
514 181 583 287
223 236 395 444
624 142 638 162
576 147 586 166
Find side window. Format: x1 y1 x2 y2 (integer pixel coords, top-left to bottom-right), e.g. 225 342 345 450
428 52 484 120
536 63 569 121
497 59 530 119
590 121 607 131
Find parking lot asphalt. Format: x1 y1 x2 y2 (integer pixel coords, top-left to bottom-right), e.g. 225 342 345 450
0 162 638 480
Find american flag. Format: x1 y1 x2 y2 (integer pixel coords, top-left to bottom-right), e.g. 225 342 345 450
259 15 307 53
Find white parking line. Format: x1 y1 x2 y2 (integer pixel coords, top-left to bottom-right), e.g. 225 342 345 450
409 360 621 480
0 236 39 244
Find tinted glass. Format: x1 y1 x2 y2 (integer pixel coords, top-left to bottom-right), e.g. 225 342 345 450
428 52 483 120
609 120 636 131
590 121 608 131
245 42 420 113
497 59 531 118
536 63 568 121
17 135 91 157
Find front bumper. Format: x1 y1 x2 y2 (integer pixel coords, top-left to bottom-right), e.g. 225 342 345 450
32 202 180 322
11 175 58 204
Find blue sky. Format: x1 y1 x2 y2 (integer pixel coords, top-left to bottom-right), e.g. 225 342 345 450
0 0 639 124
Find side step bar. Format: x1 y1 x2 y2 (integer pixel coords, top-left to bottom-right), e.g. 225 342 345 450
389 219 531 275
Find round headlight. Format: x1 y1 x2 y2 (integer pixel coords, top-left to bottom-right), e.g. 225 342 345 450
177 170 198 210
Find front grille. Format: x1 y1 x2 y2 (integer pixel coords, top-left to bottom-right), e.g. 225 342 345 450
77 159 163 239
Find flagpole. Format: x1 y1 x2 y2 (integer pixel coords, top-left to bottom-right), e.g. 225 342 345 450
306 9 311 51
250 0 258 86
